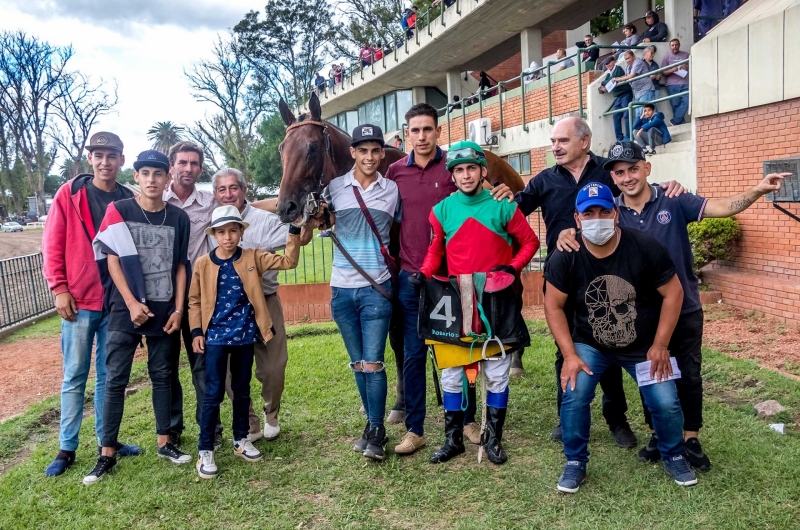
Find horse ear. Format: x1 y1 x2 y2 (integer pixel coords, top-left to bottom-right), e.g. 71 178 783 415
309 92 322 122
279 98 296 127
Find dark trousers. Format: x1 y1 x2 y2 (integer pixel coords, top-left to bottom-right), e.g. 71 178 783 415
398 269 428 436
170 310 222 436
642 309 704 432
102 330 175 447
199 343 254 451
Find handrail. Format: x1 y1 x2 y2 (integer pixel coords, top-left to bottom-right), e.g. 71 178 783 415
612 58 689 88
603 90 690 136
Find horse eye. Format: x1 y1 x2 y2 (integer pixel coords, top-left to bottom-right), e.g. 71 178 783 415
308 143 319 156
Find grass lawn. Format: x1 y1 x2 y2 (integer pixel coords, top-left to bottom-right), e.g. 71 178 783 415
1 321 800 528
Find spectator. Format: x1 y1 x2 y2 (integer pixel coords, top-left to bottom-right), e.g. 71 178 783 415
695 0 724 38
554 48 575 72
524 60 543 83
633 103 672 155
401 7 417 40
314 73 325 95
360 43 374 67
451 95 462 110
432 0 456 7
614 50 657 118
575 35 599 64
334 63 344 84
661 39 690 125
599 57 633 141
327 65 337 88
393 134 404 150
598 23 640 69
641 10 669 42
478 71 498 98
643 46 662 89
724 0 744 16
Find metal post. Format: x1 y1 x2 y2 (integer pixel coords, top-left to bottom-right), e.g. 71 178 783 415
479 89 483 120
462 103 467 141
0 261 9 327
447 105 452 144
456 0 461 15
441 4 446 26
576 51 584 119
547 62 553 124
521 70 528 133
428 10 432 36
498 82 505 137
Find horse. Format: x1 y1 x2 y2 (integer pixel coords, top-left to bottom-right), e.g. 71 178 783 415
276 92 528 423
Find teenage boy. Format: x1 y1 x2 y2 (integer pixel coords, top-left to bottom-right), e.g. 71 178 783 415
42 131 141 477
556 140 788 471
190 205 302 478
325 125 401 462
544 178 696 493
83 150 190 485
414 141 539 465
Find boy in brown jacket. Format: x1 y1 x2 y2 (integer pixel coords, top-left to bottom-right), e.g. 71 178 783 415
189 205 300 478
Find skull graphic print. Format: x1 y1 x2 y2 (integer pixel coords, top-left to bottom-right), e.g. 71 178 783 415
585 275 637 348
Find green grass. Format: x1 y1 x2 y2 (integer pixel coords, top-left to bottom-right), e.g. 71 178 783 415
278 230 334 285
0 314 61 343
2 322 800 528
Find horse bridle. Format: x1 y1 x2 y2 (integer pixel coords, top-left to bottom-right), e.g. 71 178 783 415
284 120 335 220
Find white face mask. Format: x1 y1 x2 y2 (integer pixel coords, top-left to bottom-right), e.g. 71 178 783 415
581 213 616 245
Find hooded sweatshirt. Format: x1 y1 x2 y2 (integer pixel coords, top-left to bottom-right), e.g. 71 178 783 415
641 12 668 42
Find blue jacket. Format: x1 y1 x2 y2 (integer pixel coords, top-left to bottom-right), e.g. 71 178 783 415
633 112 672 144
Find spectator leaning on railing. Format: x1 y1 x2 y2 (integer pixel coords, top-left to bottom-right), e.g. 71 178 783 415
641 10 669 42
614 50 658 119
643 46 662 89
575 35 599 64
554 48 575 72
661 39 690 125
598 23 640 69
599 57 633 141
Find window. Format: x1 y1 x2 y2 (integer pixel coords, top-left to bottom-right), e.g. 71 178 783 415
345 111 358 134
358 105 367 126
385 92 398 132
506 152 532 175
365 97 385 130
396 90 412 124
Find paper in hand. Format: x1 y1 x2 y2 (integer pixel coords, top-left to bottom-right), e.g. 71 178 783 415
675 69 688 78
605 80 617 92
635 357 681 387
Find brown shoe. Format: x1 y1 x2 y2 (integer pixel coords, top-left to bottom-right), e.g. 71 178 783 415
394 431 427 455
463 422 481 445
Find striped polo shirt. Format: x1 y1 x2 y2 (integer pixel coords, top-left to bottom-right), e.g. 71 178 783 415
323 170 401 288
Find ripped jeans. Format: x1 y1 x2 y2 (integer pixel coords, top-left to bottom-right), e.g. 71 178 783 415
331 282 393 429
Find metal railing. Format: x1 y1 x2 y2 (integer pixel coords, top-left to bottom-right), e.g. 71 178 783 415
0 253 54 329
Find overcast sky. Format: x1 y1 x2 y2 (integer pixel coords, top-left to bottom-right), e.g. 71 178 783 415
0 0 262 170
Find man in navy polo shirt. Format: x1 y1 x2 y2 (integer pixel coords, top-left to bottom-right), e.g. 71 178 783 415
556 140 787 470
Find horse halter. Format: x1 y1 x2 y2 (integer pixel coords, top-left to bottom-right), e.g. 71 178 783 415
284 120 335 219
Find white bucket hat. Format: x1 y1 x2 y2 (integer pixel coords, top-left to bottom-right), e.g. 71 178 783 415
204 205 249 236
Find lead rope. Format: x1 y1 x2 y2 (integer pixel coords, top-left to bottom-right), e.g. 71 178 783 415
478 365 487 463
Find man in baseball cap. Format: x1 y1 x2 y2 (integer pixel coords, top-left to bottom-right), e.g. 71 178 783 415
133 150 170 172
351 124 385 147
85 132 124 153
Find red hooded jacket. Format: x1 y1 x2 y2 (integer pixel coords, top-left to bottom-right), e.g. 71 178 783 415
42 174 133 311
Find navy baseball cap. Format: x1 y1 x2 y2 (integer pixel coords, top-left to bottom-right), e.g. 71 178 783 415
603 140 646 170
351 124 385 147
576 182 615 212
133 150 170 171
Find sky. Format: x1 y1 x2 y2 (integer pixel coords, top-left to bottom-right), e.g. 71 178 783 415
0 0 263 170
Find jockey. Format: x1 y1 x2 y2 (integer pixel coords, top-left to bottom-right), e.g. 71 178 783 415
411 141 540 464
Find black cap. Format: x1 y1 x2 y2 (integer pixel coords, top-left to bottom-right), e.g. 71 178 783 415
351 124 385 147
85 131 124 153
645 10 656 17
133 150 170 171
603 141 646 170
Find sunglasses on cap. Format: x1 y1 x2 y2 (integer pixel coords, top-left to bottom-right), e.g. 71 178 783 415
446 147 486 163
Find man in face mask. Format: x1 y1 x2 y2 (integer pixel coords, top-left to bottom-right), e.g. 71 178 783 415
543 167 694 493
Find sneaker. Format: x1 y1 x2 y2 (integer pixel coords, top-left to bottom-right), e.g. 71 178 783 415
394 431 427 455
263 415 280 441
45 451 76 477
233 439 262 462
353 421 370 453
663 454 698 486
684 437 712 471
645 148 656 156
363 426 388 461
638 433 660 462
551 422 563 443
97 442 144 457
196 450 218 479
247 431 264 443
463 422 481 445
611 424 637 449
557 461 587 493
157 442 192 464
213 432 223 450
82 455 116 485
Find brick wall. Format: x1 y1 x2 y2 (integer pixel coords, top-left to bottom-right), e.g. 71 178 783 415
695 97 800 321
543 30 567 58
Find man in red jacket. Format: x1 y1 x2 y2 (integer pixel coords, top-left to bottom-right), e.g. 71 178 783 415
42 131 142 477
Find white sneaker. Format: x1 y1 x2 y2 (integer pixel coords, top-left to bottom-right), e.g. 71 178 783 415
263 414 280 441
247 431 264 443
233 439 262 462
196 450 217 479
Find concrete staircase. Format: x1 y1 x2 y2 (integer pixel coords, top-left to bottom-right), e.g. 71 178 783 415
646 122 696 190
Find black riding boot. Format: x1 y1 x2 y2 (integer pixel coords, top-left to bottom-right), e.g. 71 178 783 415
430 410 465 464
482 406 508 465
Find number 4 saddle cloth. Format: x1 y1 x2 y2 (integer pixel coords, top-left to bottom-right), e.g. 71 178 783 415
417 271 530 369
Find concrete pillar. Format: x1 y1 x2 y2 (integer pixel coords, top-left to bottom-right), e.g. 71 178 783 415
664 0 694 43
520 27 543 69
566 22 591 46
624 0 651 23
446 70 462 103
411 86 426 105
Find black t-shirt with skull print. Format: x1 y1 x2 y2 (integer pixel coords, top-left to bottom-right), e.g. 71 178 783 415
544 227 676 356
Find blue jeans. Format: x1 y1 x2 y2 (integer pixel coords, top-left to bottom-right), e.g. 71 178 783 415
199 343 254 451
611 92 632 141
398 269 428 435
561 343 685 464
667 84 689 124
634 90 658 119
59 309 108 451
331 282 392 429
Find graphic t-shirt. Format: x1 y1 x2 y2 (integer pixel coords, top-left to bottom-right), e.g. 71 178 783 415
544 228 676 356
85 180 131 233
101 198 190 336
206 248 257 346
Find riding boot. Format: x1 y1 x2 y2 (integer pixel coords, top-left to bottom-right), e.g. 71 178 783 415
482 406 508 465
510 349 525 377
429 410 465 464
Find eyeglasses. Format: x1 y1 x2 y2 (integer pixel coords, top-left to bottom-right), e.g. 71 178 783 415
446 147 486 163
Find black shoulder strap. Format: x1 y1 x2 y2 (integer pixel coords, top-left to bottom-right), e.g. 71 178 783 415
351 186 392 267
329 231 392 300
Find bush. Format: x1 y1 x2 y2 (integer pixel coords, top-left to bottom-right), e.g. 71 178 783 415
687 217 741 272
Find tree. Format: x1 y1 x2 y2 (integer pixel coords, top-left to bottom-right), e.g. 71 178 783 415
44 174 66 195
249 112 286 190
59 155 91 180
591 4 624 35
147 121 185 154
117 167 135 185
6 158 29 212
0 31 73 214
334 0 405 59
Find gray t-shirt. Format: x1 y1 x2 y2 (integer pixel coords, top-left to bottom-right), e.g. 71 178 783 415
627 58 655 98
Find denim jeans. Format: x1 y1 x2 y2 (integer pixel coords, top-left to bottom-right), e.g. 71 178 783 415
611 92 633 140
666 84 689 124
59 309 108 451
561 343 684 464
634 90 658 119
199 343 254 451
398 269 428 435
331 282 392 429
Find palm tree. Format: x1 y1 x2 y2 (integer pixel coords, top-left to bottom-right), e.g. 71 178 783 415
147 121 185 154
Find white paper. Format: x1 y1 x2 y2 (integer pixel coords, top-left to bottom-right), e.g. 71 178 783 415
605 80 617 92
612 41 620 47
635 357 681 387
674 68 688 78
769 423 785 434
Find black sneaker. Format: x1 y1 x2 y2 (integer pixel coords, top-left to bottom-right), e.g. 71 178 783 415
551 422 563 443
638 433 660 462
82 455 116 485
363 426 388 461
353 421 370 453
157 442 192 464
684 437 711 471
213 432 223 450
611 424 637 449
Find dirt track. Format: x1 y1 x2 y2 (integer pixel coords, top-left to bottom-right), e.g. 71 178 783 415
0 230 43 260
